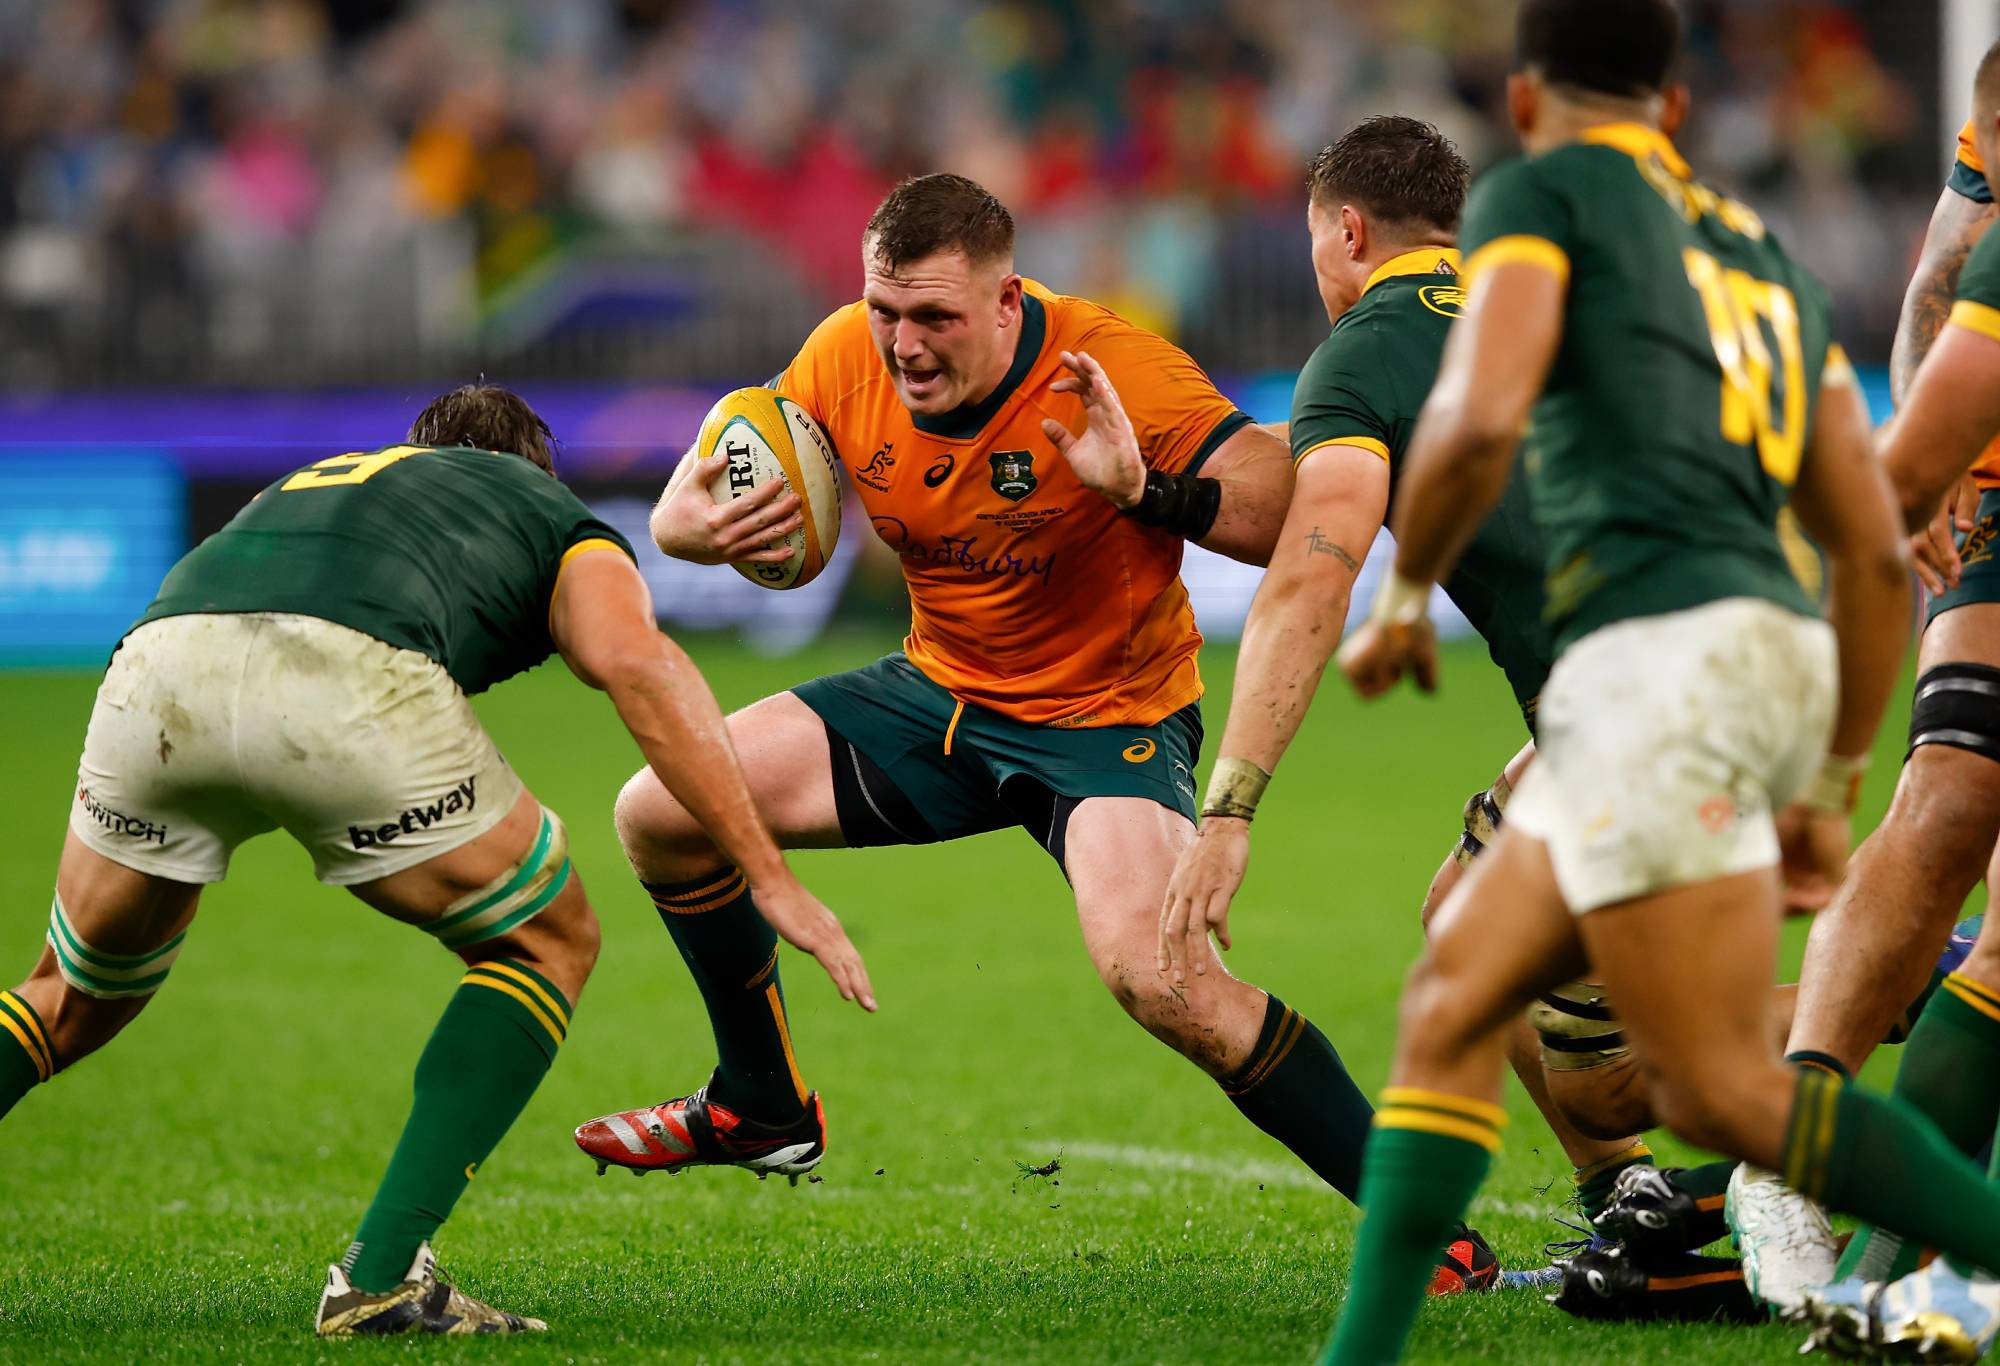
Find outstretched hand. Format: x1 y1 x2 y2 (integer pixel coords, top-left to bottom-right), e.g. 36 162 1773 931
1158 817 1250 986
752 875 878 1012
1042 350 1147 510
1336 616 1441 698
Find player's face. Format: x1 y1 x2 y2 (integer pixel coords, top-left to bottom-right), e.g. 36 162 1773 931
1307 200 1356 326
1978 110 2000 192
863 247 1022 416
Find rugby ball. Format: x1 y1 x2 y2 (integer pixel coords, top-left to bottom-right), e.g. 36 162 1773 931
697 387 841 589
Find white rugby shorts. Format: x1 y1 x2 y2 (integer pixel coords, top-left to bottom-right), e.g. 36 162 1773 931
1506 596 1837 913
70 613 522 885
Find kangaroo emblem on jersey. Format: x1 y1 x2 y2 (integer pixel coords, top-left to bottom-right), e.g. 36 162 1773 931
989 450 1037 502
856 441 896 492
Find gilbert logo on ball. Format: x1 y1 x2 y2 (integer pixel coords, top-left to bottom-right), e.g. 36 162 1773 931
697 387 843 589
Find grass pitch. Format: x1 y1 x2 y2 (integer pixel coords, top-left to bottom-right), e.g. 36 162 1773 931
0 633 1913 1364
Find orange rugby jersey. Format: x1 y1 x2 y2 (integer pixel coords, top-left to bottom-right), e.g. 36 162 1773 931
775 279 1252 727
1951 121 2000 488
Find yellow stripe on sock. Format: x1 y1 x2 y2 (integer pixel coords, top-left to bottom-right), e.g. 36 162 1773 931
651 867 742 903
1226 1007 1303 1096
1574 1142 1653 1184
0 991 53 1078
745 947 780 991
767 983 807 1107
1376 1107 1502 1153
463 971 567 1044
1380 1087 1508 1129
0 1001 50 1082
652 875 748 915
1943 977 2000 1026
473 962 571 1031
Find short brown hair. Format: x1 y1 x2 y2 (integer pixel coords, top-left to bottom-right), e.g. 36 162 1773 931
1306 116 1469 236
409 384 557 475
864 173 1015 272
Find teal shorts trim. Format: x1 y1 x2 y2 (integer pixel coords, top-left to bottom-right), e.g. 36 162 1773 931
1928 487 2000 625
792 652 1203 846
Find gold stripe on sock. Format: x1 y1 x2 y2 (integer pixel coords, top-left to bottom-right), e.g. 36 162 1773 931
1650 1269 1744 1292
1226 1007 1303 1095
1696 1193 1727 1212
1948 972 2000 1008
473 961 571 1031
1380 1087 1508 1129
1376 1107 1502 1153
1574 1141 1653 1185
1793 1057 1846 1078
650 868 743 904
0 992 52 1079
1944 975 2000 1024
0 999 50 1082
767 983 807 1106
652 875 748 915
463 970 567 1044
745 947 780 991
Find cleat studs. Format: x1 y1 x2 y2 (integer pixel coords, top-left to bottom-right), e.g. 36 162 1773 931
630 1167 644 1178
788 1174 799 1187
595 1160 609 1176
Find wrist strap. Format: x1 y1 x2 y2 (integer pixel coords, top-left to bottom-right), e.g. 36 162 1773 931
1126 469 1223 540
1202 756 1272 822
1370 571 1433 627
1801 752 1869 814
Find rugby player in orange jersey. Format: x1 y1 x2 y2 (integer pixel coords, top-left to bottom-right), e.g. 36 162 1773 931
572 172 1498 1284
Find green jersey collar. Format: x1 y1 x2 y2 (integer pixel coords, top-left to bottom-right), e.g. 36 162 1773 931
1361 247 1461 299
911 291 1049 440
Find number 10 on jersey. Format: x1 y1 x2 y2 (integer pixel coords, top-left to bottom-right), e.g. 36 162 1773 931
1682 247 1805 485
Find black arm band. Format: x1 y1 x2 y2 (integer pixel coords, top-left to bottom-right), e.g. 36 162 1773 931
1125 469 1223 541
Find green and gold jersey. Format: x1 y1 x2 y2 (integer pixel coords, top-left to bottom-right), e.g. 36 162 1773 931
1951 217 2000 338
135 445 634 694
1459 123 1828 651
1291 246 1553 725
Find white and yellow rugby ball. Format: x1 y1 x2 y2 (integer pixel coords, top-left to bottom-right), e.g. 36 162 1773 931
698 387 841 589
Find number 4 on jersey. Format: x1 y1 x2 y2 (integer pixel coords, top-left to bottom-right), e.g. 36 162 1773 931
1682 247 1805 485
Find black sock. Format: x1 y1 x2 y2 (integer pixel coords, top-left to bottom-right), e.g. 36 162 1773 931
1220 993 1373 1202
648 869 806 1121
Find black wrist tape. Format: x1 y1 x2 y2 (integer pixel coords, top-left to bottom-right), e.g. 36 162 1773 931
1125 469 1222 541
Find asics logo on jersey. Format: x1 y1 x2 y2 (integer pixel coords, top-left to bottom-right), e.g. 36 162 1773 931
923 453 955 487
349 777 479 849
1122 739 1157 763
871 517 1057 587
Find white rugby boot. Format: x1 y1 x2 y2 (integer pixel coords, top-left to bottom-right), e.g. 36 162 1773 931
1726 1163 1837 1315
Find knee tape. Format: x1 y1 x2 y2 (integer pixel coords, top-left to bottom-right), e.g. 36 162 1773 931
1528 978 1632 1072
428 807 572 949
47 893 186 1000
1908 663 2000 764
1451 771 1514 869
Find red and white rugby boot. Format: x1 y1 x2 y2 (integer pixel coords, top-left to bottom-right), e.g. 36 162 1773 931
574 1077 826 1183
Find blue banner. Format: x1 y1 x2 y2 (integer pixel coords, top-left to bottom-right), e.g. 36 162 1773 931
0 451 184 667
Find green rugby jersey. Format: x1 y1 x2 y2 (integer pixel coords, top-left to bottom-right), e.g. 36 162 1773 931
1291 246 1553 722
1459 123 1828 651
1949 218 2000 339
136 445 635 694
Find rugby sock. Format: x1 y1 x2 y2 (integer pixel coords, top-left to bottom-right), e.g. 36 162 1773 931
1780 1067 2000 1281
343 959 569 1293
1784 1048 1851 1081
0 990 52 1119
648 869 806 1122
1838 976 2000 1280
1574 1141 1653 1222
1221 993 1374 1201
1319 1090 1503 1366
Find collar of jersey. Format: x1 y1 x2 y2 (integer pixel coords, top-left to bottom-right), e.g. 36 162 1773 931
910 290 1049 439
1580 122 1691 179
1361 247 1461 299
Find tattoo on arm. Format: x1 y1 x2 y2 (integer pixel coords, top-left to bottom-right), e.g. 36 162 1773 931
1303 525 1360 572
1893 198 1998 406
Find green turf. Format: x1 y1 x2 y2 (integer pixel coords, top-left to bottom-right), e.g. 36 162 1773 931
0 633 1923 1363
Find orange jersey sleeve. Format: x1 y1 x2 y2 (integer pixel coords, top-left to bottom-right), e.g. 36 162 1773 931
1960 118 1986 178
1056 300 1255 474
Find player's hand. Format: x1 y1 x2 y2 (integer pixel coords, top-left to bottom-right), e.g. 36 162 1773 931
651 451 804 566
1158 816 1250 985
1775 801 1850 915
1042 349 1147 510
751 875 878 1011
1911 475 1979 596
1336 617 1440 698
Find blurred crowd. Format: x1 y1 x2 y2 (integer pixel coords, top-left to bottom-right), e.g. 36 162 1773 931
0 0 1939 388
